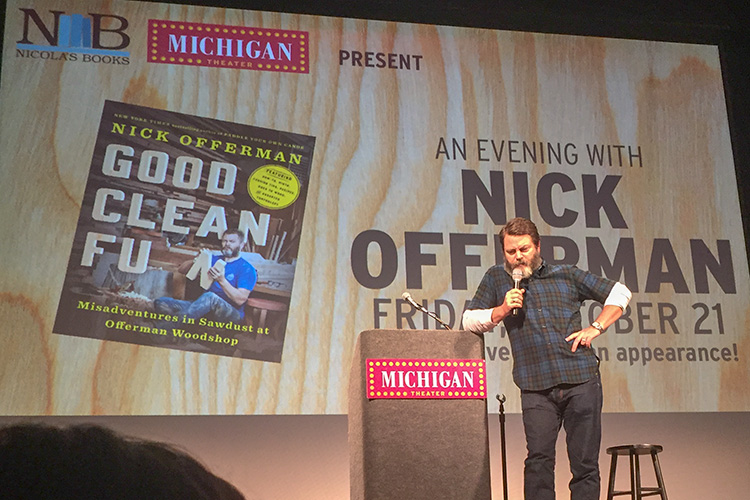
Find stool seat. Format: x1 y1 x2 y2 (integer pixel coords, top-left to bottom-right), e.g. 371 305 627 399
246 297 288 311
244 297 289 335
608 444 663 456
606 444 667 500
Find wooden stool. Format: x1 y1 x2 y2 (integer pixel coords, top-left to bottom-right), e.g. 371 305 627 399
245 297 288 335
606 444 667 500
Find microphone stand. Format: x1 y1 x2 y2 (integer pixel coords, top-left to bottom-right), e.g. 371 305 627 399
496 394 508 500
401 293 451 330
421 306 451 331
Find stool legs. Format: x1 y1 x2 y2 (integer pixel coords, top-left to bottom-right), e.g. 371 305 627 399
606 453 618 500
651 451 668 500
631 451 640 499
606 445 667 500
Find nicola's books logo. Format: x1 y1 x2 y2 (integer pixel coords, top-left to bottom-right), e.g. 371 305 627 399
148 20 308 73
15 8 131 63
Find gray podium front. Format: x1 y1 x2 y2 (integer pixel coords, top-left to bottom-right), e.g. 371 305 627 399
348 329 491 500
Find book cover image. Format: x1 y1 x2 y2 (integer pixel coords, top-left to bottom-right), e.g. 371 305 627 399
53 100 315 362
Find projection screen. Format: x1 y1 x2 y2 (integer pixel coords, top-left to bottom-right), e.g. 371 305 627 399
1 0 747 415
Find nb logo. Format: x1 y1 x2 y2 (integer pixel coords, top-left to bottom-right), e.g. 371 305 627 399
17 8 130 54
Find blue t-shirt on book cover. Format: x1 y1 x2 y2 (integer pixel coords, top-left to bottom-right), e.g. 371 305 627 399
208 254 258 318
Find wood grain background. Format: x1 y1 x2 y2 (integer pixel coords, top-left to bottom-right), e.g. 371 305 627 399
1 0 747 415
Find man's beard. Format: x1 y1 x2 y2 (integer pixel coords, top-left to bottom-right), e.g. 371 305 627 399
221 246 240 258
504 251 542 278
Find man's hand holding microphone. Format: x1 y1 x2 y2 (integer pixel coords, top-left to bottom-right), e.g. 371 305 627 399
491 267 525 323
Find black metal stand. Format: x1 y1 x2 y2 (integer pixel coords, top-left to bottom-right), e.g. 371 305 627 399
496 394 509 500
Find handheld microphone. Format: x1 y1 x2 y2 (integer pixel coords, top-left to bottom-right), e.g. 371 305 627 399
401 292 451 330
511 267 524 316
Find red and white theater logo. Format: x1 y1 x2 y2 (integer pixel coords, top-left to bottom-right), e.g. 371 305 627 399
148 20 308 73
367 359 486 399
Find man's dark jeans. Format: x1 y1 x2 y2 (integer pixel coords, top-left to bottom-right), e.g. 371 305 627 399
521 373 602 500
154 292 243 324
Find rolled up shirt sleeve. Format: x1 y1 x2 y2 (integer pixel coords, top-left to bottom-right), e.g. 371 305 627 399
462 307 498 334
604 282 632 311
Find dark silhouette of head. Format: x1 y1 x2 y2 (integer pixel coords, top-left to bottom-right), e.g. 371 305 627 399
0 423 245 500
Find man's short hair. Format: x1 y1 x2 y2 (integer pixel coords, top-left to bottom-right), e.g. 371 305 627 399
0 423 245 500
222 228 246 242
499 217 540 249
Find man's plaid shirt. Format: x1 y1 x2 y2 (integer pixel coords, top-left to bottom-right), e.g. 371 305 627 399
467 261 615 391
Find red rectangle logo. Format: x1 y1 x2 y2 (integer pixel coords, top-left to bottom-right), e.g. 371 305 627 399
367 358 486 399
148 20 308 73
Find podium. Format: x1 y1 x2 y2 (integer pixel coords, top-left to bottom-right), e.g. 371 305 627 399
348 329 491 500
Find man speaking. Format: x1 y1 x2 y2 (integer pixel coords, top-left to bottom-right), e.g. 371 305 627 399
462 217 631 500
